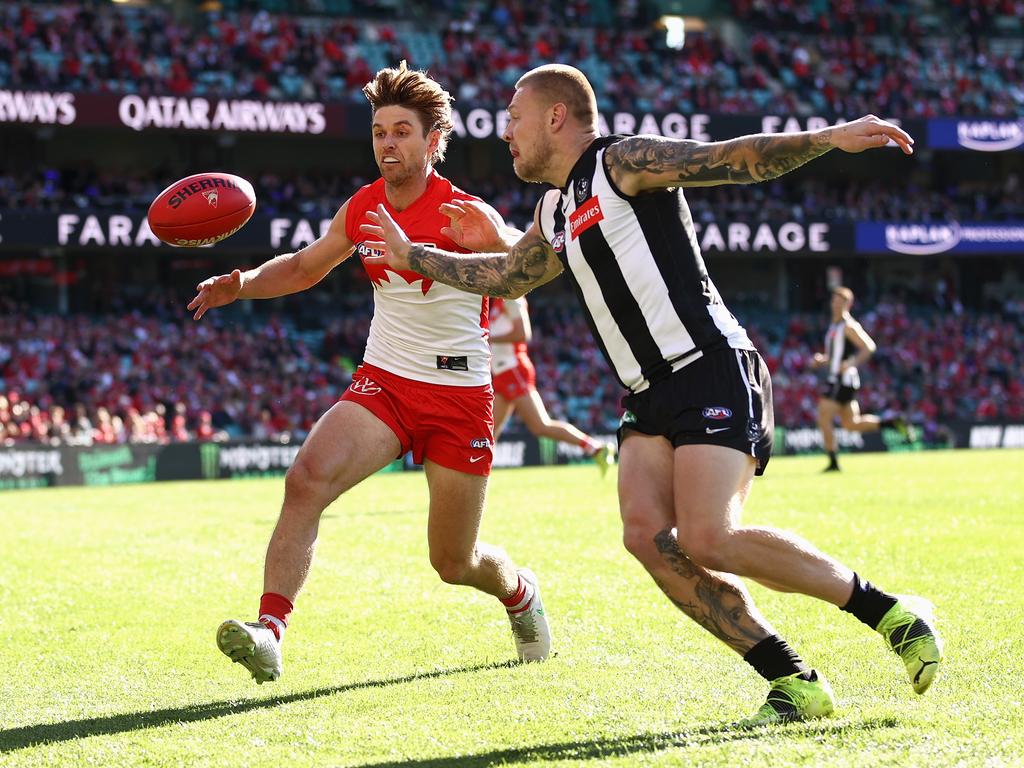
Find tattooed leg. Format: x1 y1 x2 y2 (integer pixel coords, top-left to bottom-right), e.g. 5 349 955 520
652 527 772 655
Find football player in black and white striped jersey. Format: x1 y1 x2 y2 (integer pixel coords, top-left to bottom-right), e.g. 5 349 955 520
360 64 942 725
812 286 912 472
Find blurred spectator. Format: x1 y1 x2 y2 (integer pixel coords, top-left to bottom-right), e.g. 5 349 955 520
2 295 1020 445
1 1 1021 116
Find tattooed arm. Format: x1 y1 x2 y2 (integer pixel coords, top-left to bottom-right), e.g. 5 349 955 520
605 114 914 194
360 199 563 299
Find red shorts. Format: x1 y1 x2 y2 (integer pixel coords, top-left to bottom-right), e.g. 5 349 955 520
340 362 494 476
492 357 536 402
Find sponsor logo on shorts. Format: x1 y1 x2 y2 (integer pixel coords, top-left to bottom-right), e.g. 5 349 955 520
746 418 762 442
702 406 732 420
470 438 491 449
620 410 637 425
349 376 381 396
468 455 487 463
705 427 729 435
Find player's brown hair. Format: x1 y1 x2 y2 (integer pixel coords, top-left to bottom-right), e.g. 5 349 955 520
363 61 455 164
515 64 598 129
833 286 854 304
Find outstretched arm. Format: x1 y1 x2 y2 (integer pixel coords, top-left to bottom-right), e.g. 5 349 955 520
188 199 355 319
360 200 562 299
606 115 914 194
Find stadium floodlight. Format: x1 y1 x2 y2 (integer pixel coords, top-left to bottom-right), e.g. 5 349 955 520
661 15 686 50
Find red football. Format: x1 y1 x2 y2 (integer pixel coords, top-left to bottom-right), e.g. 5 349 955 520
147 172 256 247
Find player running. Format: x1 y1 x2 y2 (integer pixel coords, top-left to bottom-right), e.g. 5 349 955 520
813 286 913 471
188 63 550 684
488 295 615 476
360 64 943 726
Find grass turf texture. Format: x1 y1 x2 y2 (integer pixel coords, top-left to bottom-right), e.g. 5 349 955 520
1 450 1021 767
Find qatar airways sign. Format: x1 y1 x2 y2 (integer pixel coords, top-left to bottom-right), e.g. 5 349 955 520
0 89 76 125
117 95 326 134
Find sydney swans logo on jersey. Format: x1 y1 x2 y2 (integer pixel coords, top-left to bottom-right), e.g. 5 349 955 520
957 120 1024 152
357 241 435 295
569 197 604 240
884 223 961 255
349 376 382 396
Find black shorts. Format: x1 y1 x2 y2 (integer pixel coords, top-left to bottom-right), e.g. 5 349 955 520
821 381 858 405
618 348 774 476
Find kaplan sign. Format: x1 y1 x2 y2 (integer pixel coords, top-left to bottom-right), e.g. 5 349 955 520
857 221 1024 255
928 118 1024 152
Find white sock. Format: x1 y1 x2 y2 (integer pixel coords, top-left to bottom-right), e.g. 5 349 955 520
259 614 286 642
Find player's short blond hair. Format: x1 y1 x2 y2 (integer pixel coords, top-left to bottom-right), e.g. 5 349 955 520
363 61 455 164
833 286 854 304
515 64 598 129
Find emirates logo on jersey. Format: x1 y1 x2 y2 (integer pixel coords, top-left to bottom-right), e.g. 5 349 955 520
569 196 604 240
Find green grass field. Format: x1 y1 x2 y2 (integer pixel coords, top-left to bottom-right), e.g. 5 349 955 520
1 450 1022 767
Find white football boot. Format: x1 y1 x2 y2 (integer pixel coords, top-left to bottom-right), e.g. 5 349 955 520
217 619 282 684
507 568 552 662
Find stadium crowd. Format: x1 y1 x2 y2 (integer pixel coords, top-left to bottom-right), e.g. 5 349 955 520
2 295 1021 446
2 0 1022 116
4 168 1023 227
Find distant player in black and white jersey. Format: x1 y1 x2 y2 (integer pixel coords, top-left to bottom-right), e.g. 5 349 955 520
813 286 912 472
361 64 943 725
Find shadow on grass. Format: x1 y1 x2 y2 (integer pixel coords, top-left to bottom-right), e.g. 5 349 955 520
0 661 510 753
352 717 900 768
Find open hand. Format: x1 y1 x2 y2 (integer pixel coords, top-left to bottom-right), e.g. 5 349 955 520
359 205 414 270
439 199 507 252
187 269 243 320
831 115 914 155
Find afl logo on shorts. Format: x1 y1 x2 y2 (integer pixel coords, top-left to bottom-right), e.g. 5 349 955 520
702 406 732 420
550 231 566 253
349 376 381 396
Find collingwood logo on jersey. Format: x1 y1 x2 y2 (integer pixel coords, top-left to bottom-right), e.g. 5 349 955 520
574 177 589 204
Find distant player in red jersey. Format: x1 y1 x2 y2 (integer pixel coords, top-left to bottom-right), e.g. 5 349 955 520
489 295 615 476
187 63 550 684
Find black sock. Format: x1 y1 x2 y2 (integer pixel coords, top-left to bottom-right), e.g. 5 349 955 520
827 451 839 468
743 635 812 682
840 572 899 629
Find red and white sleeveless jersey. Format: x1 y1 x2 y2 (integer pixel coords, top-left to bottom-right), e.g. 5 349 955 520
345 171 490 385
489 297 531 375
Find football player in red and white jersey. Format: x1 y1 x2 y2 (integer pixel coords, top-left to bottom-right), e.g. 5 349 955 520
188 63 550 684
489 296 615 476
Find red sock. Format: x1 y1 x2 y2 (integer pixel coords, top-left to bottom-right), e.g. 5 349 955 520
259 592 293 641
500 575 534 614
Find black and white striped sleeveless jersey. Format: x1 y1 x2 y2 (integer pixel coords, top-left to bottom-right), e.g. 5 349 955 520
537 135 752 394
824 318 861 388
